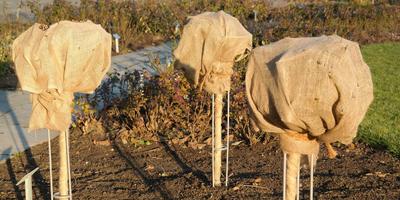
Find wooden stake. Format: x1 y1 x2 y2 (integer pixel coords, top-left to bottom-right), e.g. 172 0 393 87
213 93 223 186
286 153 301 200
59 131 69 198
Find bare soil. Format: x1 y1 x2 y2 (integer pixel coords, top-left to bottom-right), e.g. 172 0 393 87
0 129 399 200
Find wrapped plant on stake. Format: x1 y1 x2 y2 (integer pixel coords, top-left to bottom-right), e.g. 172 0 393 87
174 11 252 187
12 21 111 199
246 35 373 199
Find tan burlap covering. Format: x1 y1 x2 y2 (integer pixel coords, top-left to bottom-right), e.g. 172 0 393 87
174 11 252 94
280 132 320 156
246 35 373 146
12 20 111 132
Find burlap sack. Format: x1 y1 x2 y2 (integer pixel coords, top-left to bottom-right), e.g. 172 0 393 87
174 11 252 94
12 20 111 132
246 35 373 145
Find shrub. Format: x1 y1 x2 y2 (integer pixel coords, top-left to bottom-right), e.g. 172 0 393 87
0 23 29 77
92 58 271 146
258 3 400 45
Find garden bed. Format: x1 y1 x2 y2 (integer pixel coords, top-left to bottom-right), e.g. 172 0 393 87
0 129 399 199
0 1 399 199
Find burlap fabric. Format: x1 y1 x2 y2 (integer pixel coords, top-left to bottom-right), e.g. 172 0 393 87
246 35 373 147
12 20 111 132
174 11 252 94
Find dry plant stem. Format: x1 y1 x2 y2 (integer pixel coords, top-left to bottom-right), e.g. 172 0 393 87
59 130 69 198
213 93 223 186
286 153 301 200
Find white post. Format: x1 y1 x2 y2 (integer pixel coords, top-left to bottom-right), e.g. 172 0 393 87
211 94 215 187
225 91 230 186
66 129 72 200
16 8 20 21
16 167 39 200
115 38 119 53
47 129 54 200
310 155 314 200
113 33 121 54
283 152 287 200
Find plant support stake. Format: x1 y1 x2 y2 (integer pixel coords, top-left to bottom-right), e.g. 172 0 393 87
55 130 72 200
212 91 230 187
16 167 39 200
113 33 121 53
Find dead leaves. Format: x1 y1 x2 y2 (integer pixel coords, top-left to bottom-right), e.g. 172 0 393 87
253 177 262 185
171 136 207 149
144 164 155 172
365 171 390 178
232 177 265 191
97 69 259 150
93 139 111 146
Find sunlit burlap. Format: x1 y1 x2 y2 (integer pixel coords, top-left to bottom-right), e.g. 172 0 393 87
174 11 252 94
246 35 373 146
12 20 111 131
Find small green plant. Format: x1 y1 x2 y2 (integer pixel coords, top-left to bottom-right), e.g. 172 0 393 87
13 152 23 158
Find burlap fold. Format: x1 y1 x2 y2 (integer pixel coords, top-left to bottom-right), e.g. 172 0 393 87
174 10 252 94
12 20 111 132
246 35 373 145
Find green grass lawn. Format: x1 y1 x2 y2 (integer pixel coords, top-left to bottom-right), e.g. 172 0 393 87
359 43 400 157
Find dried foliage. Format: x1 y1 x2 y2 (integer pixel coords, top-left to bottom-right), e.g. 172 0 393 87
99 69 221 147
258 3 400 45
79 57 269 146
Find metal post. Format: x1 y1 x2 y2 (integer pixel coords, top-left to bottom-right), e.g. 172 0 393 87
225 91 230 187
16 167 39 200
211 94 215 187
310 155 314 200
66 129 72 199
47 129 54 200
283 152 287 200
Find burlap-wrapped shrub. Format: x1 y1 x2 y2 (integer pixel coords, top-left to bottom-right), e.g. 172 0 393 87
246 35 373 152
12 20 111 131
174 10 252 95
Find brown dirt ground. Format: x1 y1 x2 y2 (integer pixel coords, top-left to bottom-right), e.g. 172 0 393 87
0 129 399 200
